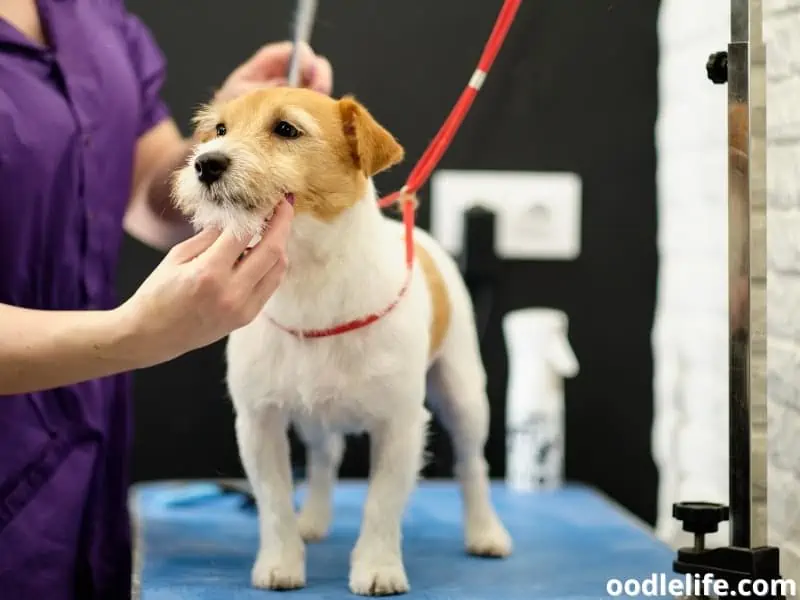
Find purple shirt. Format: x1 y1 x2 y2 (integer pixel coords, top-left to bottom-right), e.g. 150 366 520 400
0 1 170 597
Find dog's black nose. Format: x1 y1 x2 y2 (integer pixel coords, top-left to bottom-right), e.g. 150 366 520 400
194 151 230 185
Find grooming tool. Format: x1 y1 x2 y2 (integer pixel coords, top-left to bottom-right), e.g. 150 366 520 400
287 0 318 86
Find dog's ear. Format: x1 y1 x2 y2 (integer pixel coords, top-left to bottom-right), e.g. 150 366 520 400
338 96 404 177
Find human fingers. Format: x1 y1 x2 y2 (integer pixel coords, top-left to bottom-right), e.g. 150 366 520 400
165 227 221 263
234 200 294 285
304 54 332 94
230 41 290 80
214 78 289 104
240 41 313 81
285 42 330 92
198 227 257 270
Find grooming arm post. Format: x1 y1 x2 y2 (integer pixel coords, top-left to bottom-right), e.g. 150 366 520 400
672 2 780 594
728 0 767 551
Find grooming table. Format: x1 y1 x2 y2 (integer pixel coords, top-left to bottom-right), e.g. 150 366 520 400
133 481 675 599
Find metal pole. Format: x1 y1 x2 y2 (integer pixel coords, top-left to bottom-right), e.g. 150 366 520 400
287 0 318 87
727 0 767 550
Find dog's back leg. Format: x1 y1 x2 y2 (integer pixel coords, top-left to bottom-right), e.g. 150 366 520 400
427 302 513 557
294 417 344 542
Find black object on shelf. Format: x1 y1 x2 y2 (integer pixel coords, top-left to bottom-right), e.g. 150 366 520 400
216 467 305 511
458 205 500 340
217 480 256 509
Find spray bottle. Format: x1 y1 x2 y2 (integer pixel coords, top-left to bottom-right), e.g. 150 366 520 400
503 308 579 491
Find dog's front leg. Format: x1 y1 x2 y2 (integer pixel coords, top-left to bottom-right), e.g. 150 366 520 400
236 408 305 590
349 406 428 596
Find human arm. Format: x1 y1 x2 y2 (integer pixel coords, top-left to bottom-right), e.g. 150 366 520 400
0 200 293 395
0 303 141 395
123 119 195 250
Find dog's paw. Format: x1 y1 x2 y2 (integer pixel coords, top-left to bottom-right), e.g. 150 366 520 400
297 504 331 542
251 551 306 590
465 515 513 558
349 559 409 596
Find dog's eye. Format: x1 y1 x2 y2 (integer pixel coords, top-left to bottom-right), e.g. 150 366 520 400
215 123 227 137
273 121 300 139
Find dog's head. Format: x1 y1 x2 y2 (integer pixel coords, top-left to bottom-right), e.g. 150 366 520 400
171 87 404 238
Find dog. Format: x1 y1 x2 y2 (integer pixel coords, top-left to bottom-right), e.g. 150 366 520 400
172 87 512 596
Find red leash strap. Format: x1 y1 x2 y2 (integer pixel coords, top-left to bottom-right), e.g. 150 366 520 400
379 0 522 268
272 0 521 339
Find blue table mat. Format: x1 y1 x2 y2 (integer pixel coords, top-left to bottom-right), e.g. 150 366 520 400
134 481 676 599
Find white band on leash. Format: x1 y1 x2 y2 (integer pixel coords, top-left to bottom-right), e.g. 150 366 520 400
468 69 488 91
287 0 318 87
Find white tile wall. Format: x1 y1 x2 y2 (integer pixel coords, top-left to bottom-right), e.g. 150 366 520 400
765 0 800 582
653 0 731 549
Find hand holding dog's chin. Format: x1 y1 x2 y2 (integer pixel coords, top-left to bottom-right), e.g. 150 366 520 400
112 203 293 369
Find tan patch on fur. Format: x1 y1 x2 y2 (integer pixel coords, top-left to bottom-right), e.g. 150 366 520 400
188 88 404 223
415 242 451 357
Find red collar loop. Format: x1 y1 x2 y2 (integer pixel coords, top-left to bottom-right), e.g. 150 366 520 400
268 267 413 338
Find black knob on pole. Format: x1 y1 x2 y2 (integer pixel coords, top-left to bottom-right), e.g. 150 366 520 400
673 501 729 533
706 51 728 84
673 501 729 552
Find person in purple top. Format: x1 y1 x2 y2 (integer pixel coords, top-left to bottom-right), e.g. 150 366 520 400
0 0 333 597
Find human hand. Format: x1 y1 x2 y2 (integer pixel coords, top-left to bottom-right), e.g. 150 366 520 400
117 200 294 366
214 41 333 103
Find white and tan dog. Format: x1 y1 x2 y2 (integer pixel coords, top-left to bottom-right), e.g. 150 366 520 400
172 87 512 596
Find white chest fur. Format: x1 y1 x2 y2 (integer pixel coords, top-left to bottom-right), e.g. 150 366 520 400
226 186 431 433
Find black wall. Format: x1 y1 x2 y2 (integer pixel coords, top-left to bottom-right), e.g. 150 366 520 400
119 0 660 525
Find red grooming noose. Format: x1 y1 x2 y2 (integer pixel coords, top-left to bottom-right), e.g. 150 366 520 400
378 0 522 265
270 0 522 339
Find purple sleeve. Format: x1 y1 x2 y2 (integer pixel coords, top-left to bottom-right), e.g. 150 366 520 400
117 11 171 137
